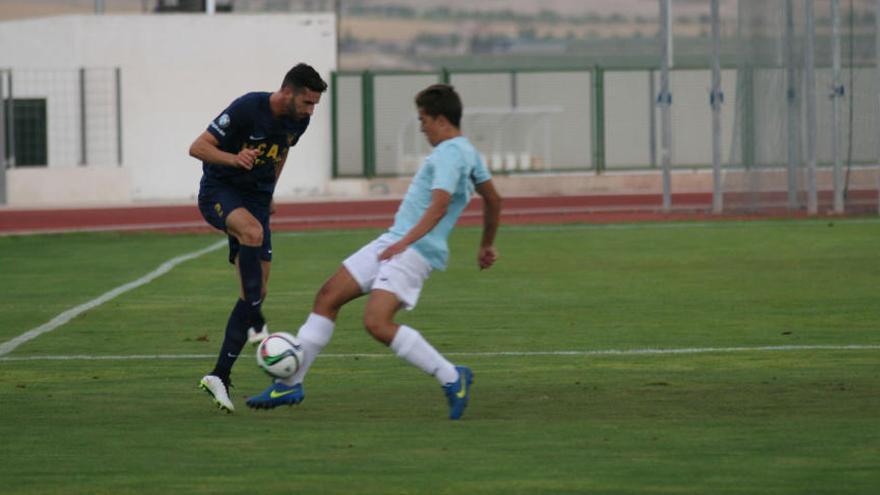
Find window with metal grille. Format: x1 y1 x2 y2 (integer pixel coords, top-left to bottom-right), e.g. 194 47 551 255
4 98 48 167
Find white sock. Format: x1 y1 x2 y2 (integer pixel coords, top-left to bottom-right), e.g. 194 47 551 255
281 312 335 386
390 325 458 385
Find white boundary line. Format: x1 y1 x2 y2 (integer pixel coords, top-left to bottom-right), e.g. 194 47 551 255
0 240 227 357
1 344 878 362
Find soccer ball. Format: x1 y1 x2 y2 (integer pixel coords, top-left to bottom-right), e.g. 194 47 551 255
255 332 304 379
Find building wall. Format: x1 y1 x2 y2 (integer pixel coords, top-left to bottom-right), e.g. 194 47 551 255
0 13 336 205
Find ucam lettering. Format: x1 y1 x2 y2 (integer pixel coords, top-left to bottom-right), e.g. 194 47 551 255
265 144 279 159
242 142 283 168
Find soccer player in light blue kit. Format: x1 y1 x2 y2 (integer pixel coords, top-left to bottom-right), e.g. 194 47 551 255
247 84 502 419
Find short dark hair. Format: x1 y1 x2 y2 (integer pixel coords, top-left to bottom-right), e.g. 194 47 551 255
415 84 462 128
282 63 328 93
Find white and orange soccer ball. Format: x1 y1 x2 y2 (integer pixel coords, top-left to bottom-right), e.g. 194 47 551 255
255 332 304 379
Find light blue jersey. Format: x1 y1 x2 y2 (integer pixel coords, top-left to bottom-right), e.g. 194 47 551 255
388 136 492 270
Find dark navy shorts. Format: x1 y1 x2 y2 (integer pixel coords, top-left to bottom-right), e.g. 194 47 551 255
198 180 273 265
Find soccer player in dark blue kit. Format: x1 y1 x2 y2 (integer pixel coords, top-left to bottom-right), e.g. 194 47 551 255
189 63 327 413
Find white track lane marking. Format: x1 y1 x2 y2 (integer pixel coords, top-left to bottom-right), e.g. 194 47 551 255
4 215 879 237
1 344 878 362
502 217 880 232
274 217 880 239
0 240 226 357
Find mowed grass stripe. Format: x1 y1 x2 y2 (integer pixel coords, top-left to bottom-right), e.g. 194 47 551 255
2 344 879 361
0 239 226 356
2 221 878 494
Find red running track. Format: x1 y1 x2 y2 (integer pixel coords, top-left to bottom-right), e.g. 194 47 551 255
0 192 875 235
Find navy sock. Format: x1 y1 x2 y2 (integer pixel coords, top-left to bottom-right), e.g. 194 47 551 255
237 245 263 307
210 298 251 381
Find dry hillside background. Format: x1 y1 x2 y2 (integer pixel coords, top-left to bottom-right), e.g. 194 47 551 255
1 0 875 70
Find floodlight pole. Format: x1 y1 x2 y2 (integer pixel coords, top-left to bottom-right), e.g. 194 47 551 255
0 70 6 205
710 0 723 214
335 0 342 72
785 0 800 210
659 0 673 212
805 0 818 215
831 0 844 214
876 0 880 215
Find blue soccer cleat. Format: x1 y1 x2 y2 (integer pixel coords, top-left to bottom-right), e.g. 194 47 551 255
246 381 304 410
442 366 474 420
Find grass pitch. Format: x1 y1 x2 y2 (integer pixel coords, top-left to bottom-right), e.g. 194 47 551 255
1 219 878 494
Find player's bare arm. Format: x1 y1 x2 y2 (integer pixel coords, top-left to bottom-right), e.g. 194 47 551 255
189 131 259 170
379 189 451 260
475 179 501 270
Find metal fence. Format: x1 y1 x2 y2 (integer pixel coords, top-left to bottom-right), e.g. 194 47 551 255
332 64 880 175
332 68 595 178
330 2 880 215
1 67 122 170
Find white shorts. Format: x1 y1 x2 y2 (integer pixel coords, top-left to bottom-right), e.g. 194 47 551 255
342 234 433 310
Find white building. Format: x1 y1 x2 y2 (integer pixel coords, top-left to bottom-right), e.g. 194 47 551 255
0 13 337 206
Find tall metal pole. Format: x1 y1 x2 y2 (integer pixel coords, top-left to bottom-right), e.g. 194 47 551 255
79 68 87 166
206 0 216 15
649 69 657 168
831 0 844 213
115 67 123 167
710 0 723 214
0 70 6 205
659 0 673 211
805 0 818 215
0 70 6 169
335 0 342 68
876 0 880 214
785 0 800 210
6 71 14 168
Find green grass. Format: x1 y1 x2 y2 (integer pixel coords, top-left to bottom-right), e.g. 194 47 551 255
1 219 879 494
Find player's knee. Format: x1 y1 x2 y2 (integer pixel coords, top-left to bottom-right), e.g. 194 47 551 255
239 224 263 246
362 313 393 344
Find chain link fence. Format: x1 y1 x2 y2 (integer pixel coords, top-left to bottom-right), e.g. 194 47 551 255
1 68 122 169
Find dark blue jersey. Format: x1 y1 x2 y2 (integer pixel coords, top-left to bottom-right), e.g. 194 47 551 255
201 92 310 195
